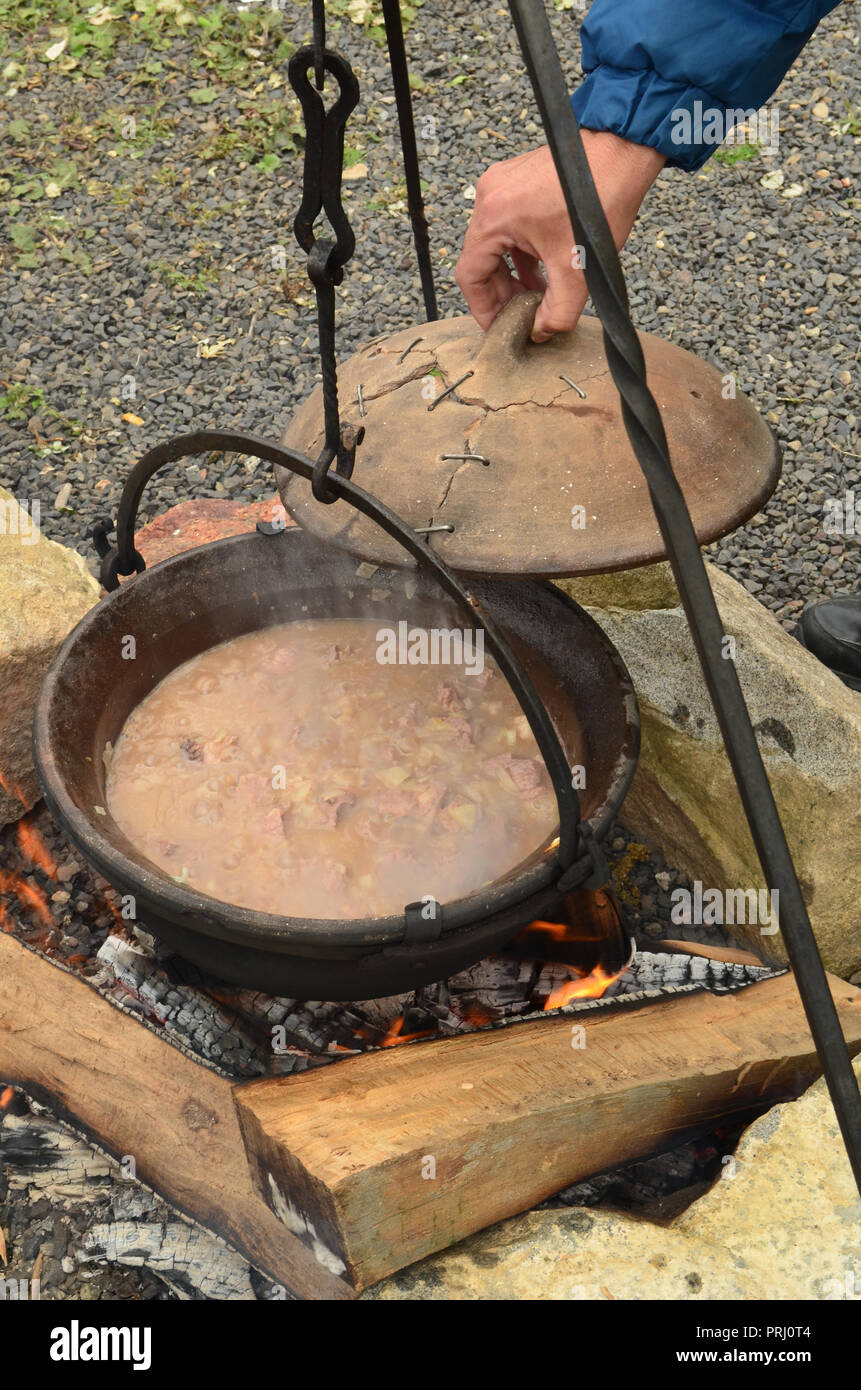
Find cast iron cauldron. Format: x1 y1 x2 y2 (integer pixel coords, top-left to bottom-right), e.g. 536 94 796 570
34 519 638 1000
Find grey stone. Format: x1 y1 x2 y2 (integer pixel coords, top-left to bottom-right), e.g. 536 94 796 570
365 1056 861 1300
0 488 101 826
557 560 861 977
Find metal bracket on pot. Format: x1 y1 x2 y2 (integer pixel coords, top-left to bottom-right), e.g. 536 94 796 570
92 515 145 590
403 900 444 945
557 823 609 895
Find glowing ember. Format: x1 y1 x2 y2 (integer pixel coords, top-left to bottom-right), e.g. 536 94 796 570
543 963 619 1010
461 1003 494 1027
0 1085 13 1112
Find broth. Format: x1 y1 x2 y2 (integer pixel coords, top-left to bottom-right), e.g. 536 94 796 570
105 619 560 919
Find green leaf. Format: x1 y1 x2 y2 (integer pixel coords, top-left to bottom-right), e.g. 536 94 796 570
714 141 760 166
48 158 79 189
10 223 37 252
8 118 30 140
189 86 220 105
258 151 281 173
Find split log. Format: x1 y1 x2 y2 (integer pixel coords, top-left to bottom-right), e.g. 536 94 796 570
0 933 354 1300
4 924 859 1297
654 938 767 967
234 970 861 1292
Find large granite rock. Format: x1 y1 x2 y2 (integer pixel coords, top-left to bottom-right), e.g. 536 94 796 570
365 1053 861 1300
0 488 101 827
556 561 861 979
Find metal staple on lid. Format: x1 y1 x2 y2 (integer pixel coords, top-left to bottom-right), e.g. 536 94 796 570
559 374 587 399
427 371 474 411
397 337 424 363
441 452 490 466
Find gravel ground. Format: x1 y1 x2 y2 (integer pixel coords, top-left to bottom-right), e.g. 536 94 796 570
1 1 858 624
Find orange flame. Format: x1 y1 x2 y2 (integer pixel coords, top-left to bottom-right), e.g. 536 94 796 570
0 867 54 930
17 816 59 882
0 1086 13 1112
0 767 27 804
543 963 619 1011
525 918 572 942
379 1015 434 1048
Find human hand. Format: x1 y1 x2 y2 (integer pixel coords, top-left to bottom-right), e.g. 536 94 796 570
455 134 665 342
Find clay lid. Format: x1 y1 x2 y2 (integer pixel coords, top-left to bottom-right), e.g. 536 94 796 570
276 292 780 577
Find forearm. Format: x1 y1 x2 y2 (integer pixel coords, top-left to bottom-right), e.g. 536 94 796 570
572 0 843 169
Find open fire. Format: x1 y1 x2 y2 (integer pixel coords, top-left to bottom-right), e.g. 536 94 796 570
0 802 776 1085
0 803 639 1061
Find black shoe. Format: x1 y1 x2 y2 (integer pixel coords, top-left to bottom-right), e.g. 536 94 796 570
794 595 861 692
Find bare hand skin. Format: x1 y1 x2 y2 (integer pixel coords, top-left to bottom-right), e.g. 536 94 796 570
455 134 666 342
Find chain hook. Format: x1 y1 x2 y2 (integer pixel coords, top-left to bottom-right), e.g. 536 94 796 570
289 41 360 501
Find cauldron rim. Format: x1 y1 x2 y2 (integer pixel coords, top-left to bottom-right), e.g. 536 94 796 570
33 527 639 961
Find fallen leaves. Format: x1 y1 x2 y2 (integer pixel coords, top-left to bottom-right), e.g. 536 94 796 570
196 337 234 359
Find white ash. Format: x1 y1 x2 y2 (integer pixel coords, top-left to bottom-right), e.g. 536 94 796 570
1 1107 256 1301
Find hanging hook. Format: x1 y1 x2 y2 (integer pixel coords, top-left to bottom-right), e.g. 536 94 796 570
289 42 361 502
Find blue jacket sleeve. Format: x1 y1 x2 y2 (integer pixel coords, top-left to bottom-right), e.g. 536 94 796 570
571 0 842 170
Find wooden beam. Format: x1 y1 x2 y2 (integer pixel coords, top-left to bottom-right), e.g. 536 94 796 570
0 933 353 1301
234 971 861 1291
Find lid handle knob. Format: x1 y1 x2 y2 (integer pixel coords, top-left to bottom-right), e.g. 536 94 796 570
474 289 545 373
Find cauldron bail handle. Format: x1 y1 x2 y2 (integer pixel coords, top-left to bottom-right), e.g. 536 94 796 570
90 426 603 895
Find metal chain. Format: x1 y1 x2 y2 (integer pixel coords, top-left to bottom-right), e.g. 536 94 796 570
288 38 361 502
